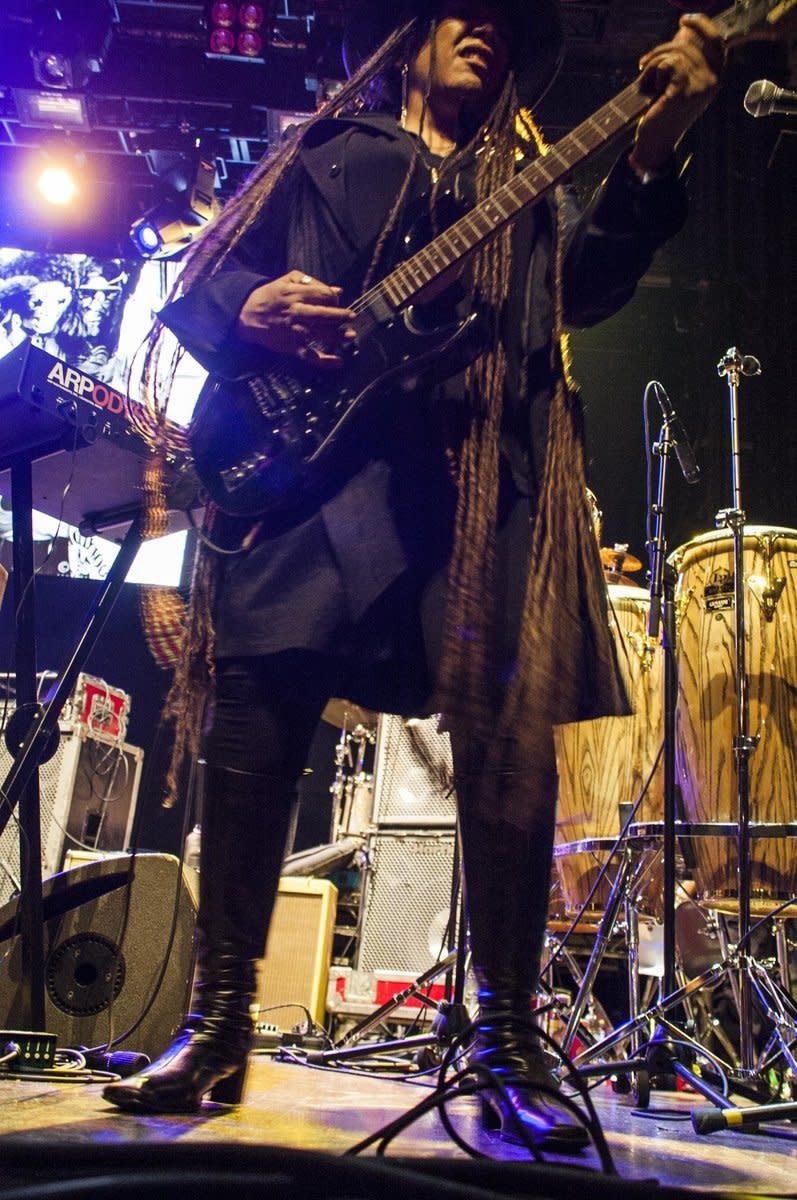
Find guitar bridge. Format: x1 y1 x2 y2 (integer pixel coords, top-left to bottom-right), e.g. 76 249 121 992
220 450 272 493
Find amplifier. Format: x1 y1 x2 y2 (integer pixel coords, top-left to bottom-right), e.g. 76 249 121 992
0 853 196 1062
254 876 337 1033
371 715 456 827
355 829 457 976
0 719 143 907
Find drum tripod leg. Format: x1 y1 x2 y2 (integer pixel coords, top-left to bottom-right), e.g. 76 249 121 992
560 851 635 1056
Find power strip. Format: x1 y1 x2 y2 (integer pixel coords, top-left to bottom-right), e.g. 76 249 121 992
0 1031 58 1072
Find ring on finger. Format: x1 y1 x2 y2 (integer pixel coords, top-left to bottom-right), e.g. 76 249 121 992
300 274 312 285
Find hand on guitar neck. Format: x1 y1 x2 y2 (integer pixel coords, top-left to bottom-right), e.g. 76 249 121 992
235 270 356 370
629 13 724 178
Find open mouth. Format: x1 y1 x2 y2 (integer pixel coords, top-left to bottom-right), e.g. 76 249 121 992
459 42 494 71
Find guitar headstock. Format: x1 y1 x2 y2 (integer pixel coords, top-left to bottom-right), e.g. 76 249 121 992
712 0 797 47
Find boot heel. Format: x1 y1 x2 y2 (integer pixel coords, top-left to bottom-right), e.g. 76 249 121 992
479 1094 502 1131
208 1059 248 1105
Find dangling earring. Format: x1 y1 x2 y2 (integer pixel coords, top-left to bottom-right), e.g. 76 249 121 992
400 62 409 128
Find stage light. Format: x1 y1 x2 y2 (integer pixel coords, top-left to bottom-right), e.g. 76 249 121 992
129 215 166 257
206 0 266 61
237 28 263 57
239 3 265 28
30 0 116 91
37 165 79 206
129 155 221 259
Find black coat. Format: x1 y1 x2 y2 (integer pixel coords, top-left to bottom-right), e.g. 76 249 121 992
160 114 687 713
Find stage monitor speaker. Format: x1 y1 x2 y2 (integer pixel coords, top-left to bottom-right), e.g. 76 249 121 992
0 720 143 908
371 715 456 827
255 877 337 1033
355 830 456 976
0 853 197 1062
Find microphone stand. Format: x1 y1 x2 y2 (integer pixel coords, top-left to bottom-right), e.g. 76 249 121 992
568 382 729 1108
573 356 797 1132
715 346 761 1079
645 408 678 1005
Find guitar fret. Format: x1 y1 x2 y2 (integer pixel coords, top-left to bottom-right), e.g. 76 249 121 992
535 158 557 184
568 129 592 155
205 1 787 517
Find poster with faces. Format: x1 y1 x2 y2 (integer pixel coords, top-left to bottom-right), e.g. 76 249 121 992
0 250 204 584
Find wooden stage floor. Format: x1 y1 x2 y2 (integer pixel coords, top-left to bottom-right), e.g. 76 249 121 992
0 1054 795 1196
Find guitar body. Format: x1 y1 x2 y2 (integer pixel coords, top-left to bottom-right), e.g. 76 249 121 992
187 0 790 520
189 300 486 517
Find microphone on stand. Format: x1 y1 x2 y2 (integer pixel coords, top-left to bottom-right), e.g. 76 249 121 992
743 79 797 118
651 381 700 485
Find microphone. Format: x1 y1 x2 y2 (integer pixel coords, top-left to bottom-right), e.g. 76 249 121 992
744 79 797 118
651 382 700 485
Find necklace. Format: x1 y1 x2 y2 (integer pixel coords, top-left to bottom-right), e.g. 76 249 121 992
401 125 450 185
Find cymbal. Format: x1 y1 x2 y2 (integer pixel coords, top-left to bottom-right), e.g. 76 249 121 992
600 546 643 573
604 571 641 588
322 698 378 730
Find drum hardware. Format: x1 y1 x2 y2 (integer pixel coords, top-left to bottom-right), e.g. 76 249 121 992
549 542 668 1097
600 545 643 575
293 828 472 1070
329 721 376 844
559 376 797 1113
544 743 666 1098
321 698 378 733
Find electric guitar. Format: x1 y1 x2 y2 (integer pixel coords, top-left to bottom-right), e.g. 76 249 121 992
189 0 795 518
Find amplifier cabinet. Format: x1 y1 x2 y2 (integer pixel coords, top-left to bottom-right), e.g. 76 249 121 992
0 722 143 907
0 853 196 1062
371 715 456 827
355 829 457 977
255 876 337 1033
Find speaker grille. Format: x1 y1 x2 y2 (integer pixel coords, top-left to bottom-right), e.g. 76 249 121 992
0 719 142 907
356 831 456 975
371 716 456 826
0 853 197 1061
256 877 337 1032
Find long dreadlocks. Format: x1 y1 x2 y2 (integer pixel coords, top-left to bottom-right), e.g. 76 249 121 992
149 10 624 818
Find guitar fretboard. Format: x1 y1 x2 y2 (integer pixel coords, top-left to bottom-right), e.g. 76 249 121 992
380 79 649 311
348 0 785 330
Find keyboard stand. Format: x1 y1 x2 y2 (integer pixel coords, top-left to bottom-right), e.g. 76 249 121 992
0 448 143 1029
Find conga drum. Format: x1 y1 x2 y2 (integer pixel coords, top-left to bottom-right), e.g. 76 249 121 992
553 585 663 918
671 526 797 916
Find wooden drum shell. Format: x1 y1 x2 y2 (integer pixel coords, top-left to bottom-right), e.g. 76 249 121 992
672 526 797 915
554 586 663 918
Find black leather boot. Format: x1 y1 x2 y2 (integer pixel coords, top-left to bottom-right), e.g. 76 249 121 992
103 765 295 1114
459 803 589 1151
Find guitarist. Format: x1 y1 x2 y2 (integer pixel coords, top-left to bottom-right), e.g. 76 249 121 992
105 0 722 1148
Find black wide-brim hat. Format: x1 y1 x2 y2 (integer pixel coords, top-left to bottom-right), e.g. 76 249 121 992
342 0 564 108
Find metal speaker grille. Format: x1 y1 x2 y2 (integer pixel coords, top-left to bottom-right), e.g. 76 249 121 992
0 718 76 906
371 715 456 826
0 715 142 907
356 831 456 975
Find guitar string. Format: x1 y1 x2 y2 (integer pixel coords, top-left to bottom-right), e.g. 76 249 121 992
346 78 647 322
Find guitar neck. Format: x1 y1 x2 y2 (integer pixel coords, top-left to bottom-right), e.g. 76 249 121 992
379 77 650 311
361 0 792 317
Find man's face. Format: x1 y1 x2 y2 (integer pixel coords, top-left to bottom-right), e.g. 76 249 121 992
78 276 118 336
410 2 511 113
21 280 72 336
